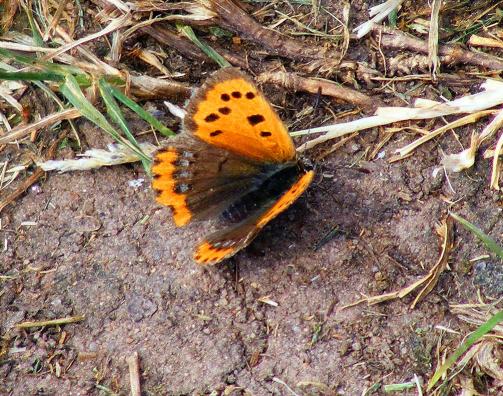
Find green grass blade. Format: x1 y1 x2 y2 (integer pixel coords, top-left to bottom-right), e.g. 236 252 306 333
450 212 503 259
0 49 89 82
427 310 503 391
60 75 149 166
60 75 120 139
177 24 231 68
98 78 151 168
23 3 44 47
388 9 398 28
383 381 415 392
109 85 174 137
0 70 64 82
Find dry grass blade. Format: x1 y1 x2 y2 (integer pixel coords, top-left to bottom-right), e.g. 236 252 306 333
468 35 503 50
490 120 503 190
410 217 453 308
296 79 503 152
342 217 453 308
0 136 62 214
395 110 495 160
0 84 23 112
0 108 80 145
0 0 18 32
428 0 442 77
451 304 503 335
0 41 58 53
442 108 503 173
39 142 157 173
42 0 70 41
41 13 132 62
354 0 404 38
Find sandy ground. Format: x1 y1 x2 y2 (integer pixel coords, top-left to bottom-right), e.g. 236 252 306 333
1 1 503 395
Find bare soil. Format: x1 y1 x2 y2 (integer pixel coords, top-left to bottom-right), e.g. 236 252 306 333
1 1 502 395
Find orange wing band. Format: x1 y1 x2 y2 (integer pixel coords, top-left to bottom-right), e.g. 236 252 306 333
194 242 237 265
257 170 314 228
151 148 192 226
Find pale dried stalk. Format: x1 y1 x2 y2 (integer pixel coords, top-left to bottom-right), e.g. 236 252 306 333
127 352 141 396
428 0 442 77
442 108 503 173
42 0 69 41
341 217 453 309
468 34 503 50
490 127 503 190
41 13 132 62
396 110 495 159
0 41 58 52
39 142 157 172
354 0 404 38
296 79 503 152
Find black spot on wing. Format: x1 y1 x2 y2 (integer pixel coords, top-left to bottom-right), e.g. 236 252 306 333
260 131 272 137
245 92 255 99
221 93 230 101
247 114 265 126
219 107 231 115
210 130 223 137
231 91 242 98
205 113 219 122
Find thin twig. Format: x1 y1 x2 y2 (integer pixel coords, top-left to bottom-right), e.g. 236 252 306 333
16 315 85 329
258 71 380 111
127 352 141 396
375 25 503 71
206 0 341 66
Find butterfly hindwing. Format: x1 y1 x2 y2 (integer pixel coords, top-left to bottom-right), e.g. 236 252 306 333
194 170 314 265
184 68 296 163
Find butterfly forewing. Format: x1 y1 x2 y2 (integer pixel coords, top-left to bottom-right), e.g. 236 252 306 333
184 68 296 164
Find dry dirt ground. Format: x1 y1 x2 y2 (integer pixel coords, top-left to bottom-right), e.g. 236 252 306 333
1 1 503 395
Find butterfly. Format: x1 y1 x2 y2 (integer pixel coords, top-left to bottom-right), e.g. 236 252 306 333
151 67 314 265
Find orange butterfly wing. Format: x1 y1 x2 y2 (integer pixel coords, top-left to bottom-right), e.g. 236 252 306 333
194 170 314 265
184 68 296 163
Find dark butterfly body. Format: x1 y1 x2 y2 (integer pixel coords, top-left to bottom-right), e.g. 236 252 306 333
152 68 314 264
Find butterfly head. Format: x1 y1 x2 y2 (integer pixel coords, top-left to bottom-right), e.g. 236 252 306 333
298 156 315 173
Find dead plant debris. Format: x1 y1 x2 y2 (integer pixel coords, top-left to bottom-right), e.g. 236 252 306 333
1 0 503 394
